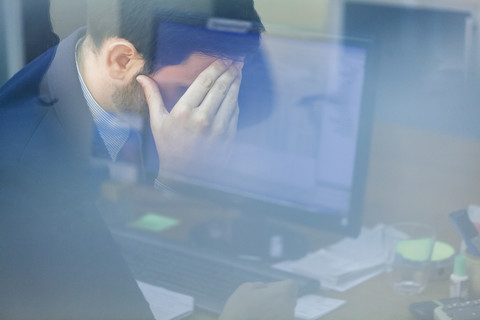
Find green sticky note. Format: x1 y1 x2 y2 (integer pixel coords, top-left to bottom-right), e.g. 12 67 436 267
130 213 179 232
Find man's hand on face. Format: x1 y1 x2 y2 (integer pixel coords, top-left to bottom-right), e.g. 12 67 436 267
219 280 298 320
137 59 243 177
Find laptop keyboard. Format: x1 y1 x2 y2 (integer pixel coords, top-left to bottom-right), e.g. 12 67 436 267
112 230 320 314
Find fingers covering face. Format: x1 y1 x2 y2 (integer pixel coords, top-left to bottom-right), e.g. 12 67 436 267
174 59 233 113
136 75 167 129
197 62 243 119
211 68 242 130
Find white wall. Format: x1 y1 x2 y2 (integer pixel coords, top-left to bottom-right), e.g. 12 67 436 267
1 0 25 81
50 0 87 40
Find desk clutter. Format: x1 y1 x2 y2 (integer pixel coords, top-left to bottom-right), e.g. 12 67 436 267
408 205 480 320
450 205 480 298
274 224 457 293
120 206 480 320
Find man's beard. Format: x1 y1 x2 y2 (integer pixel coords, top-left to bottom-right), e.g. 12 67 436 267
111 71 148 115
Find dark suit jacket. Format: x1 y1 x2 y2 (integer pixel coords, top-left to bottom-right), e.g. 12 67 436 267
0 28 154 320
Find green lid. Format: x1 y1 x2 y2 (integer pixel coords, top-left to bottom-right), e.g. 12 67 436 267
397 240 455 262
453 255 467 276
432 241 455 261
397 238 433 261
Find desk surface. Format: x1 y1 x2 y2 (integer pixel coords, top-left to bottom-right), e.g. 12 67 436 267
187 275 448 320
321 123 479 319
104 123 480 319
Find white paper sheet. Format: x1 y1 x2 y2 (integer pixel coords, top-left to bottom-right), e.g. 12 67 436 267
295 295 346 320
137 281 194 320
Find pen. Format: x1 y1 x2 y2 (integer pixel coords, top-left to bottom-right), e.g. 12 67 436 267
449 209 480 257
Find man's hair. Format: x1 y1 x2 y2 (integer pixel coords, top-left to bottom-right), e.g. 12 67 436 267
87 0 264 73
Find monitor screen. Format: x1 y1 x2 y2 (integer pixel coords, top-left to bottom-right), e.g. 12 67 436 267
143 16 376 237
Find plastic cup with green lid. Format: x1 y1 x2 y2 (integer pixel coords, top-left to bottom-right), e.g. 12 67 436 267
383 223 436 295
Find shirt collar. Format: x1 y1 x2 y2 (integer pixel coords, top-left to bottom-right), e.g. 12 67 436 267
75 37 131 161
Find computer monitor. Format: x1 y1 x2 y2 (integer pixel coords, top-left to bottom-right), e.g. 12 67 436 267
141 15 376 248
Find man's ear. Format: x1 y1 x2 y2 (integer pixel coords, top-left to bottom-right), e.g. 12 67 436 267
104 39 144 83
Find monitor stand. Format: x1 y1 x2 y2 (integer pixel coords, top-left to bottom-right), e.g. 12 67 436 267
188 217 310 262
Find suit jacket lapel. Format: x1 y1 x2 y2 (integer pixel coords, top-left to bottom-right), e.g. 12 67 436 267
38 27 94 161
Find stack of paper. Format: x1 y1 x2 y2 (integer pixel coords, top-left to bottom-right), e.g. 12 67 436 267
274 224 387 292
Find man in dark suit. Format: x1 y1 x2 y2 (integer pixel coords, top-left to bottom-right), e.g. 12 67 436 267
0 0 296 319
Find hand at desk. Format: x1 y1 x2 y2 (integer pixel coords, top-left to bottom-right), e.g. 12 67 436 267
219 280 298 320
